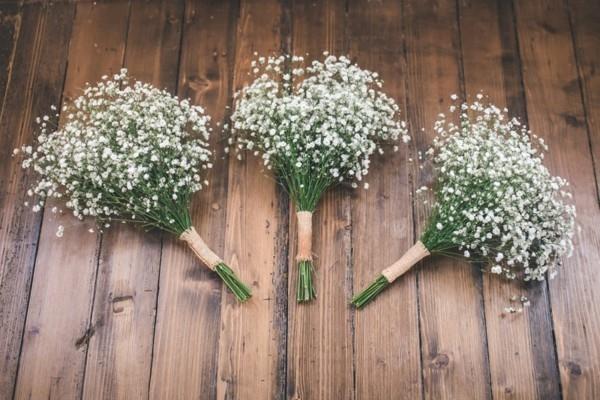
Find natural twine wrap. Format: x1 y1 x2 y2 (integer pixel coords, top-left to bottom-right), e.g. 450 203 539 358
381 241 430 282
180 226 222 270
296 211 313 262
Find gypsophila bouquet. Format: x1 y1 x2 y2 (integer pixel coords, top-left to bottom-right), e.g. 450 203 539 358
352 98 576 308
229 53 409 302
15 69 251 301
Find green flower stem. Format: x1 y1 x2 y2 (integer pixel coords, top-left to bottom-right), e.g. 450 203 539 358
352 241 430 308
351 275 390 309
214 262 252 302
180 225 251 303
297 260 316 302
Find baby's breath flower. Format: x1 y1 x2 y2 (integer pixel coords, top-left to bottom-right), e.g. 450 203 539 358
421 100 576 281
229 53 409 211
230 53 409 303
354 99 575 309
16 69 212 235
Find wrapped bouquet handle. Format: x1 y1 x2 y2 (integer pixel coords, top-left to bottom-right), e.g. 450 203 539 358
381 241 430 282
180 227 222 268
179 227 250 301
352 242 430 308
295 211 315 300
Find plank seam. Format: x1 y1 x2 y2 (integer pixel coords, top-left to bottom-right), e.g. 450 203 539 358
454 1 493 398
145 1 187 397
510 1 564 397
0 3 22 122
277 0 292 397
564 0 600 204
399 0 425 397
10 5 53 399
79 1 132 397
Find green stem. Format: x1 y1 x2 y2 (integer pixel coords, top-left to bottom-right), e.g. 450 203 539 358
297 260 316 302
351 275 390 309
214 262 252 302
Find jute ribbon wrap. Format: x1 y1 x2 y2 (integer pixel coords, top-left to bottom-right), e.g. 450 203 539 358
296 211 313 262
381 241 430 282
180 226 222 270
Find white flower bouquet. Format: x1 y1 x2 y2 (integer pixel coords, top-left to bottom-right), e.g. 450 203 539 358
15 70 251 302
229 54 409 302
352 99 576 308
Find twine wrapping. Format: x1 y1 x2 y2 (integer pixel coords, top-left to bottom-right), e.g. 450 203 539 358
296 211 313 262
381 241 430 282
180 226 222 270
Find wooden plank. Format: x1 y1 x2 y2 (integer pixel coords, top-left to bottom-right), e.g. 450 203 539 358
215 0 288 398
348 1 422 399
81 1 183 399
285 1 353 399
403 0 491 398
458 0 561 398
0 3 73 398
569 0 600 199
13 3 130 399
148 0 236 398
513 0 600 398
0 2 20 115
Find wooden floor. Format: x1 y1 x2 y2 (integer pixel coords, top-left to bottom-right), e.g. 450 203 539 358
1 0 599 399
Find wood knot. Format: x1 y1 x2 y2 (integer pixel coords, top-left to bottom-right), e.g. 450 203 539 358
430 353 450 369
566 361 582 376
112 295 134 314
563 114 585 128
187 76 211 94
75 326 95 349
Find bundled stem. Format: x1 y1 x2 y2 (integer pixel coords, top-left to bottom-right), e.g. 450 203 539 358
351 275 390 309
180 226 251 302
297 260 316 302
351 241 430 308
214 262 252 302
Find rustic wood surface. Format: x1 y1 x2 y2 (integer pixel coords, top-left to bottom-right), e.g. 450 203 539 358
0 0 598 399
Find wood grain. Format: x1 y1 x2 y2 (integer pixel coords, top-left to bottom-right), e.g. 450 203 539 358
0 2 20 115
285 1 354 399
348 1 422 399
403 0 491 398
0 3 73 398
1 1 599 398
81 2 184 399
149 0 235 398
569 0 600 200
13 3 129 399
514 0 600 398
458 0 561 398
216 0 288 398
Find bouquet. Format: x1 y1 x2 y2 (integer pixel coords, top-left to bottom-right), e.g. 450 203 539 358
352 99 576 308
229 54 410 302
15 70 251 302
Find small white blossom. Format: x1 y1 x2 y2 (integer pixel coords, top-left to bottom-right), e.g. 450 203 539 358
420 100 576 282
56 225 64 237
16 69 213 235
229 54 409 210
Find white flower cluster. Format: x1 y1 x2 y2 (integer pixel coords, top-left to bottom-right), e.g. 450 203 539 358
228 53 409 193
421 98 576 281
16 69 213 234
